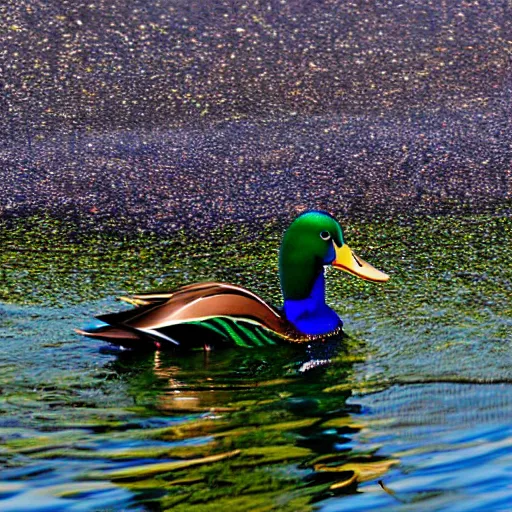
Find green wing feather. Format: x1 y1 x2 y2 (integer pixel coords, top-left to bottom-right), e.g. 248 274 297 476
187 317 281 348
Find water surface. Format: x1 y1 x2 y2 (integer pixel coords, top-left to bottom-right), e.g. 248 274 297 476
1 212 511 511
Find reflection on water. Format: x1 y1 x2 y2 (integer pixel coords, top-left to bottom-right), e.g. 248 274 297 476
0 303 396 511
322 383 512 512
1 303 511 511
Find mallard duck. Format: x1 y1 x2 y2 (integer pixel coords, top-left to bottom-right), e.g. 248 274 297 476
76 211 389 350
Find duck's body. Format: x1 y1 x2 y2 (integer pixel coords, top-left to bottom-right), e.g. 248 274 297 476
77 211 389 350
76 281 341 350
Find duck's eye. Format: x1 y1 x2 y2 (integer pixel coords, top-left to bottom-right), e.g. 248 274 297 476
320 231 331 241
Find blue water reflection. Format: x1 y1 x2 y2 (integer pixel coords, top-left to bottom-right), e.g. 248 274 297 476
322 383 512 512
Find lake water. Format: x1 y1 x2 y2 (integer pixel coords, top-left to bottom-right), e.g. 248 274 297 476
1 211 511 511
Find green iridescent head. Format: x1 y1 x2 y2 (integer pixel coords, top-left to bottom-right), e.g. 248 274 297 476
279 211 343 300
279 211 389 301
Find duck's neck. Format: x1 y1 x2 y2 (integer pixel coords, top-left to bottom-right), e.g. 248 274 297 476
283 270 341 335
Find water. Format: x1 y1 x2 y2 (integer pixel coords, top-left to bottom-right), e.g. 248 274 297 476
1 308 511 510
1 212 511 511
323 384 512 512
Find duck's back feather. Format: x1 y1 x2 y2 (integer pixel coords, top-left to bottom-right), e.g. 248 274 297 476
78 282 306 349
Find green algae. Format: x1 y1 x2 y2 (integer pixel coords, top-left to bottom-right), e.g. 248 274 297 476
2 210 511 325
96 449 242 481
2 210 511 383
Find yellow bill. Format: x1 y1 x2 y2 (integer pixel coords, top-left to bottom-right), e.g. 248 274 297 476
332 244 389 282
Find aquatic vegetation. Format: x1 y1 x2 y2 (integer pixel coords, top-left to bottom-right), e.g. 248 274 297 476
1 209 511 385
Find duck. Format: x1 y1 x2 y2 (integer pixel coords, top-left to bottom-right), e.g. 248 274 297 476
76 211 389 350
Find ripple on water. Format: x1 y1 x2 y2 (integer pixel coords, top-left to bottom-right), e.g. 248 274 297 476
1 300 512 511
320 383 512 512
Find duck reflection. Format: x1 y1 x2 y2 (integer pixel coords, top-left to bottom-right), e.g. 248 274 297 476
107 339 398 509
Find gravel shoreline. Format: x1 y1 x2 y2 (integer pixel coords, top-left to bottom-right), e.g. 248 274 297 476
1 1 511 234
